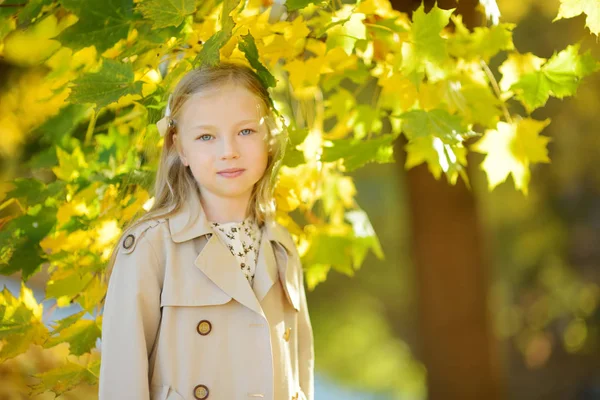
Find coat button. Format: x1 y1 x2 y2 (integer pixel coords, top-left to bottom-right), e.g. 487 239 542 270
193 384 209 399
122 234 135 249
283 327 291 342
197 320 212 336
291 392 299 400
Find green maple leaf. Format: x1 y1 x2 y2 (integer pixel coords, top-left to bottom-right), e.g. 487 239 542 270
46 269 94 304
325 88 356 122
399 108 472 144
345 209 384 266
511 44 599 113
0 205 56 280
286 0 321 11
30 361 98 396
443 77 502 129
50 311 87 334
304 233 354 276
402 3 454 83
404 135 468 185
193 29 229 67
0 285 48 362
17 0 53 24
45 318 101 356
554 0 600 36
239 33 277 89
58 0 134 52
349 105 383 140
68 58 143 110
193 0 240 66
325 12 367 56
321 134 396 171
471 118 552 195
303 215 383 279
448 16 515 62
136 0 195 28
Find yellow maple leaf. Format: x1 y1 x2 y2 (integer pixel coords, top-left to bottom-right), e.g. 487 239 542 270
554 0 600 36
356 0 402 18
0 65 72 156
4 15 61 66
41 230 92 254
499 52 546 92
284 56 328 98
378 74 418 114
260 33 302 66
20 282 43 320
120 188 150 222
283 15 311 43
472 118 551 195
52 147 88 182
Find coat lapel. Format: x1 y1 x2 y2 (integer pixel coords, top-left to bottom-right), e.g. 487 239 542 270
167 187 301 316
194 234 266 319
263 221 301 312
252 232 279 303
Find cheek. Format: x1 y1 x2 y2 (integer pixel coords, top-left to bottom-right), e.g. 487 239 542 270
187 146 214 169
249 139 269 165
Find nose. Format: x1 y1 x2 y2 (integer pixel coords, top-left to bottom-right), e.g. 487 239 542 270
220 136 240 160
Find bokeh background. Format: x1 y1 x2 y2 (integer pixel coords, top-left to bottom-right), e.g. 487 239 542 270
303 0 600 398
1 0 599 399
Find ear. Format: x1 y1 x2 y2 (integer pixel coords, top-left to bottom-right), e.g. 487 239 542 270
172 133 189 167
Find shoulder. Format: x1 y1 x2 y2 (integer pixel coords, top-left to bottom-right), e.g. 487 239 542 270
267 220 299 258
119 218 169 255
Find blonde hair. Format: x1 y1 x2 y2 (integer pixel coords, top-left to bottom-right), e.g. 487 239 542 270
105 61 287 276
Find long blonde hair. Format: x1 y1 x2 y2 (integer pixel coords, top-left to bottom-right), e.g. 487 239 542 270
105 61 287 275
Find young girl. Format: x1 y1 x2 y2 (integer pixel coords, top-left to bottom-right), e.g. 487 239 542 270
99 62 314 400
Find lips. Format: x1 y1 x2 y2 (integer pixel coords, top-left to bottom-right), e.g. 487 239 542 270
217 168 246 178
218 168 245 174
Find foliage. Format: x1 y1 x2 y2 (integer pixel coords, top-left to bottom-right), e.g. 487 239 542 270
0 0 599 396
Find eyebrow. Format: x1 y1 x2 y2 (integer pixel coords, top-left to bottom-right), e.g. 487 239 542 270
190 119 259 130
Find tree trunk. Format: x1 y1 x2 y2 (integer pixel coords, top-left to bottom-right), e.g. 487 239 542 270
389 1 505 399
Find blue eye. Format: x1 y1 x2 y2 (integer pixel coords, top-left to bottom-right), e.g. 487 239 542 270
197 134 213 141
240 128 255 136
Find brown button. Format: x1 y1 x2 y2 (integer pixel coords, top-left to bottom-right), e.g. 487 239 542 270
197 320 212 335
123 234 135 249
193 384 209 399
283 327 291 342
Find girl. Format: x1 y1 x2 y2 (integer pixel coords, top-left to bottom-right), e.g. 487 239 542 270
99 62 314 400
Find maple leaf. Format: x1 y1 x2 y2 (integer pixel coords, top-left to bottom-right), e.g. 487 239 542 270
511 44 599 113
472 118 552 195
554 0 600 36
136 0 196 29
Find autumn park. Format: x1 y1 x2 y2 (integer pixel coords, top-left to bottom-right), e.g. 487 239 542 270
1 0 599 399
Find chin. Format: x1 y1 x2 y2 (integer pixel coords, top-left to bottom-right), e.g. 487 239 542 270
209 185 255 198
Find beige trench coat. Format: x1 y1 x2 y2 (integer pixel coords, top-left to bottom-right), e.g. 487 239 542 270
99 190 315 400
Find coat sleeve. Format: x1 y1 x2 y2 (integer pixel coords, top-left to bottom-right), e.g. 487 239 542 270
297 258 315 400
99 235 163 400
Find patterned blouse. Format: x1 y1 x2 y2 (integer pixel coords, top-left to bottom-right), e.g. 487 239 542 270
209 217 263 287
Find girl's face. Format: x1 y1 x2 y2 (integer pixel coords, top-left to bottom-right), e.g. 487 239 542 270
173 84 270 204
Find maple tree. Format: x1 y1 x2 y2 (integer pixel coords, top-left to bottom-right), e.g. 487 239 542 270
0 0 599 396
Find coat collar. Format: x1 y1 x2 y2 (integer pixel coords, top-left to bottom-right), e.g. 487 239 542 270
167 188 301 317
168 187 296 253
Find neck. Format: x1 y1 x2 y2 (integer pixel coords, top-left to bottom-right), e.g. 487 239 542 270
199 189 252 223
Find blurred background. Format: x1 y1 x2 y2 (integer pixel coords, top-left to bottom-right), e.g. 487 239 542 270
303 0 600 398
1 0 600 399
